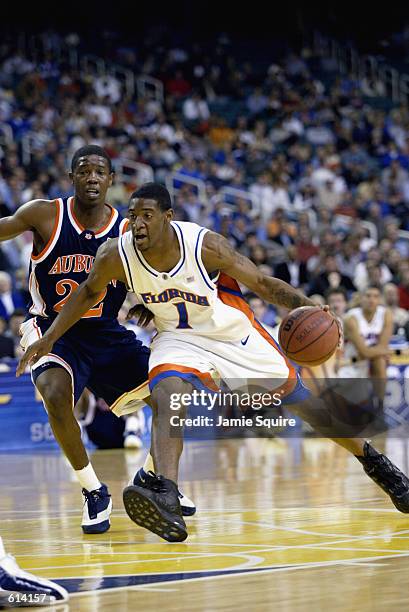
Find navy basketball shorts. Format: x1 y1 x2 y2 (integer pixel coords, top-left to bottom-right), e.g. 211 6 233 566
20 317 150 407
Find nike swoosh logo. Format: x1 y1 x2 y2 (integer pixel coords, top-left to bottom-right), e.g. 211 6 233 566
241 335 250 346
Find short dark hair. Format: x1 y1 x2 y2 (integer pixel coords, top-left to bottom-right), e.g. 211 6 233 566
130 182 172 212
71 145 112 173
365 284 382 293
325 287 347 301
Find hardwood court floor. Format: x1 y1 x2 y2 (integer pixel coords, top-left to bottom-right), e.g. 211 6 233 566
2 437 409 611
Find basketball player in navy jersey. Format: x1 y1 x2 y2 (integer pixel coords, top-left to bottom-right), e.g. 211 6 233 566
1 148 194 534
18 183 409 542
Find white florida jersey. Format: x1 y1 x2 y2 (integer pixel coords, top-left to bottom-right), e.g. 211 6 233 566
118 221 254 341
343 306 386 361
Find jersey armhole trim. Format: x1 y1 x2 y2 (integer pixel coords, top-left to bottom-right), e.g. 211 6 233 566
195 228 215 291
31 199 63 263
118 235 135 292
120 218 130 235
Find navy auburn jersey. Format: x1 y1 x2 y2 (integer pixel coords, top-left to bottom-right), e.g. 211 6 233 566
28 196 129 326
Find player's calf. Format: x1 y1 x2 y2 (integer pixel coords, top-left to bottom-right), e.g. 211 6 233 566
357 442 409 513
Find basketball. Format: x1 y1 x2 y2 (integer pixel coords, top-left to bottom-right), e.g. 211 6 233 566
278 306 340 366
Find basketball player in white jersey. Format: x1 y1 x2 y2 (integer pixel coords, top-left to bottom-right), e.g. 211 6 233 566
341 286 392 408
18 184 409 542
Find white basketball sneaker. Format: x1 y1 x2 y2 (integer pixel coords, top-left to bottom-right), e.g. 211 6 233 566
123 415 143 449
0 553 68 606
81 483 112 534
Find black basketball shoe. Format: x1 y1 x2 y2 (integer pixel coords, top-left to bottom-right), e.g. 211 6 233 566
132 468 196 516
123 471 187 542
356 442 409 513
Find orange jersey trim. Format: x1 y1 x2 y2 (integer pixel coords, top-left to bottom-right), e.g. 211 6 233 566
121 219 130 234
217 273 298 397
31 200 60 261
69 198 116 235
149 363 219 392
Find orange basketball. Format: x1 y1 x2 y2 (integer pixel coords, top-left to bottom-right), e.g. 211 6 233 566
278 306 339 366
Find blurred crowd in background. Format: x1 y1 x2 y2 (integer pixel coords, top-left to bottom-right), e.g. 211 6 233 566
1 28 409 359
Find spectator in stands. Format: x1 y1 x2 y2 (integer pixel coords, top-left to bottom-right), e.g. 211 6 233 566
311 155 346 193
249 171 277 222
6 308 26 358
248 244 269 267
165 69 192 97
0 272 25 321
326 287 348 318
381 159 409 192
267 209 295 247
246 87 268 118
383 217 409 257
248 296 276 330
316 178 342 210
13 268 30 306
0 316 14 359
353 247 392 290
295 226 319 265
208 116 235 147
182 91 210 127
383 283 409 332
94 75 121 104
336 236 362 279
398 269 409 310
274 245 309 288
309 254 356 296
385 248 402 284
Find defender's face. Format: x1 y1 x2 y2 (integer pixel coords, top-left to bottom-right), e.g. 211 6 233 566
70 155 113 205
128 198 173 251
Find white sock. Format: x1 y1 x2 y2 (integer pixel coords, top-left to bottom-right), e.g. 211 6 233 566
143 453 155 473
0 536 6 559
75 463 102 492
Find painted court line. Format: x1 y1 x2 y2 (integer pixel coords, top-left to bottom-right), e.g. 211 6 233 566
55 554 402 595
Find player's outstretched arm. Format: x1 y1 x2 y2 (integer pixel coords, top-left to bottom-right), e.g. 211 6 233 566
201 231 316 310
16 239 126 376
0 199 51 241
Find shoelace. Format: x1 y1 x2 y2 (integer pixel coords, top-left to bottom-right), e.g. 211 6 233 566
148 475 170 494
82 488 110 519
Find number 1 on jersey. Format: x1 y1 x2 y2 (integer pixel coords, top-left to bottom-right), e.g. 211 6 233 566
174 302 192 329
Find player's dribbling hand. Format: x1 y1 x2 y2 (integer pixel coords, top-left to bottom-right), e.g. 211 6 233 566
318 304 343 348
126 304 154 327
16 337 55 377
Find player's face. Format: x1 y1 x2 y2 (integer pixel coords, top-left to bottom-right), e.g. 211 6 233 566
362 289 381 313
70 155 113 206
128 198 173 251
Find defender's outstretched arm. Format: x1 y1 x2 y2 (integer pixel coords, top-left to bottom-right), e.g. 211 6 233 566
17 239 126 375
